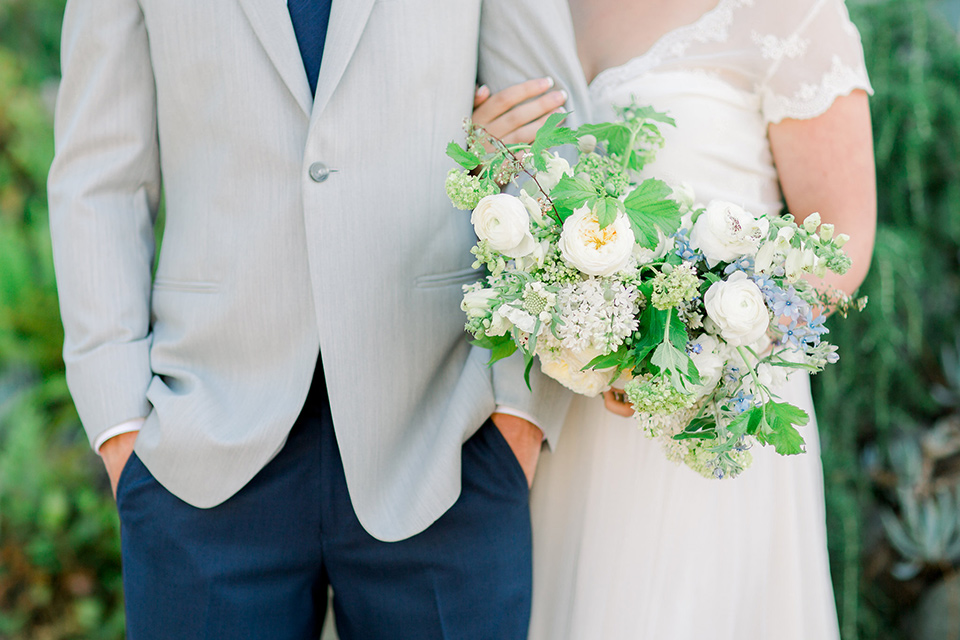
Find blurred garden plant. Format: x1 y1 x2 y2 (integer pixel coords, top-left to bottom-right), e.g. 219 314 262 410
0 0 126 637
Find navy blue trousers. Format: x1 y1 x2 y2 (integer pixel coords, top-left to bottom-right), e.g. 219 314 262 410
116 375 532 639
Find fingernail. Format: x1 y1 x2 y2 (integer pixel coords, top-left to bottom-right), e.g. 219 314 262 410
559 89 568 101
542 77 555 89
555 106 567 113
475 84 488 95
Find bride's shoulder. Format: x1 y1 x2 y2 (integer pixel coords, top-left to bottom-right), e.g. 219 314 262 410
741 0 856 34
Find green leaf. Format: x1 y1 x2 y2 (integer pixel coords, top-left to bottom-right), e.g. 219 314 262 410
446 141 481 170
577 121 633 157
673 415 718 441
531 112 578 171
756 401 809 455
550 175 599 221
471 335 517 366
629 105 676 127
597 196 625 228
623 179 682 248
584 345 630 371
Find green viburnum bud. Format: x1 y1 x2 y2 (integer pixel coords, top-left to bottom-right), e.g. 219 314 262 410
625 374 696 414
651 263 701 310
445 169 498 211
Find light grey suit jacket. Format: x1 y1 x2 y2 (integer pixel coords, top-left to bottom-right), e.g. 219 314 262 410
48 0 584 542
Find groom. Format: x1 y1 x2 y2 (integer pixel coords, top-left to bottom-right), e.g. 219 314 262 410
47 0 573 638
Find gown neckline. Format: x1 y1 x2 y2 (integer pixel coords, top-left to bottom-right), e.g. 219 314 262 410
579 0 733 92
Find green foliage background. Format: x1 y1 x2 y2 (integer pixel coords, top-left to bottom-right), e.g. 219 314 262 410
0 0 957 638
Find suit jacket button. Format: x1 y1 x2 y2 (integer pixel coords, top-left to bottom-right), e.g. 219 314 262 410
309 162 330 183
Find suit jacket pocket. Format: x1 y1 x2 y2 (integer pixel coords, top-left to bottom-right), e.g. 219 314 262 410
152 278 220 293
414 267 480 289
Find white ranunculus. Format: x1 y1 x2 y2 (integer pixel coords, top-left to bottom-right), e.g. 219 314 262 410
703 271 770 347
537 153 573 192
559 205 636 276
756 363 789 390
690 200 769 267
471 194 536 258
538 346 612 397
689 334 725 398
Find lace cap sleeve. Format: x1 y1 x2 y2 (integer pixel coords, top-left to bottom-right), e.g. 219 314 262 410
758 0 873 124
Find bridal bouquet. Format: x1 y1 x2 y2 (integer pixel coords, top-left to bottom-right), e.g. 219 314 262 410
445 104 863 479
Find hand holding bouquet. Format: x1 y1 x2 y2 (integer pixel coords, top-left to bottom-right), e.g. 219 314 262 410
446 105 864 479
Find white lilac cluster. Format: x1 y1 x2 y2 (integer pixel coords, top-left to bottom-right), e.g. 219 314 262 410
446 104 862 481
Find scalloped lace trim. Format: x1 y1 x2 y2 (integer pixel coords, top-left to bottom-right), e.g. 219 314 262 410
589 0 754 96
762 55 874 124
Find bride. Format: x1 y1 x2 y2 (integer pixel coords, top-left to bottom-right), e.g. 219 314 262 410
474 0 877 637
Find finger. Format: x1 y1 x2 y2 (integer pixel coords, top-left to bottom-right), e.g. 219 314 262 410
473 77 555 127
602 390 635 417
489 88 567 142
501 108 565 146
473 84 490 109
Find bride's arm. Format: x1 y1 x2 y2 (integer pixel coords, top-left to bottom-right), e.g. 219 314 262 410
768 89 877 298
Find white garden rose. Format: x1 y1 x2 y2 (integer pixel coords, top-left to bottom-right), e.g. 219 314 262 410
536 153 573 192
559 205 636 276
688 334 725 398
690 200 769 266
471 194 536 258
538 346 612 397
703 271 770 347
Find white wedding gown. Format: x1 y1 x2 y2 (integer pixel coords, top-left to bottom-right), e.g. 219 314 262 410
528 1 872 639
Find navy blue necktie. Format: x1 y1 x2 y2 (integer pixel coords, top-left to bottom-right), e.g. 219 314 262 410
288 0 333 97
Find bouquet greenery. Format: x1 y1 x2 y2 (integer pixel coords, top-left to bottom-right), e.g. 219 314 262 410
446 105 863 479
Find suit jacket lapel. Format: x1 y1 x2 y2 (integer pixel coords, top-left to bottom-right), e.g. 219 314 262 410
237 0 313 116
311 0 377 118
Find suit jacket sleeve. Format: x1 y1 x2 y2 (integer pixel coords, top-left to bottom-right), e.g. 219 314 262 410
48 0 161 448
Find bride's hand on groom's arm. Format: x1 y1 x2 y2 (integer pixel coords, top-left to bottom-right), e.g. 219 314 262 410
490 412 543 488
473 77 567 146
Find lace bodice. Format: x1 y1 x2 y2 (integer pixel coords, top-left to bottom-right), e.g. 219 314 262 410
585 0 872 216
588 0 873 124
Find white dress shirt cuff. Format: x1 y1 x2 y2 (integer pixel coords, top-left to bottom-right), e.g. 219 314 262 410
94 418 145 454
493 405 546 441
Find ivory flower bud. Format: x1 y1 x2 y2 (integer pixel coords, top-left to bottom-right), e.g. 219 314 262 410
690 200 769 267
471 194 536 258
819 223 834 241
559 206 636 276
802 212 822 234
834 233 850 248
784 247 805 282
577 134 597 154
754 241 777 275
689 334 725 398
704 272 770 347
537 153 573 192
518 190 545 226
